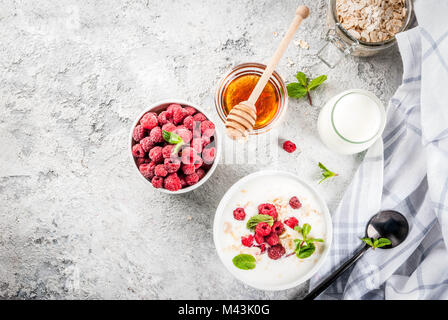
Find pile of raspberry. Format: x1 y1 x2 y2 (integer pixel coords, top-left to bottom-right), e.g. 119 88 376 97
131 103 216 191
235 196 302 260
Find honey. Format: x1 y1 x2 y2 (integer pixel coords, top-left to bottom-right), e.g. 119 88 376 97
223 74 279 129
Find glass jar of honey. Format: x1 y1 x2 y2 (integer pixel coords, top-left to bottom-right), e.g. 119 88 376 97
214 63 288 136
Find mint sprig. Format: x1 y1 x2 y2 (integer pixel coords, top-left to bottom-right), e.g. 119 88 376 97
246 214 274 231
232 254 256 270
361 237 392 250
318 162 338 184
162 130 184 154
287 72 327 106
293 223 324 259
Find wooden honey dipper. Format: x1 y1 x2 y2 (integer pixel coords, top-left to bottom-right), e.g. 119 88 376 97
225 5 310 140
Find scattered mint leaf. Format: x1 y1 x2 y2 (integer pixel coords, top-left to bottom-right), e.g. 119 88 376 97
318 162 338 184
287 71 327 106
308 75 328 90
287 83 307 98
293 222 324 259
361 237 392 250
296 242 316 259
162 130 184 155
246 214 274 231
232 254 256 270
296 72 308 86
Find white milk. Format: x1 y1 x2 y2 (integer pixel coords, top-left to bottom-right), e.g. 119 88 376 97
215 173 329 290
317 89 386 154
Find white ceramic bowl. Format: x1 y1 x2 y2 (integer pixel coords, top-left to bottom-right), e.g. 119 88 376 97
129 99 221 194
213 170 332 291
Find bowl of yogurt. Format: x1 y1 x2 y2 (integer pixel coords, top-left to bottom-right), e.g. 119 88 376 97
213 170 332 291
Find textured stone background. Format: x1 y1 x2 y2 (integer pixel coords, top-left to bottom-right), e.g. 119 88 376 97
0 0 403 299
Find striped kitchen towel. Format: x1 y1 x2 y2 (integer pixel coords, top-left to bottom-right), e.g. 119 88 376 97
310 0 448 300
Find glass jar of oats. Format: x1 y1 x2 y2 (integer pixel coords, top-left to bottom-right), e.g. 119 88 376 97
318 0 414 68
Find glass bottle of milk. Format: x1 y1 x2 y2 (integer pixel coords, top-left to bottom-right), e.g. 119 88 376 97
317 89 386 155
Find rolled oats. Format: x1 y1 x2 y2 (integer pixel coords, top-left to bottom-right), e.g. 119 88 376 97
336 0 407 43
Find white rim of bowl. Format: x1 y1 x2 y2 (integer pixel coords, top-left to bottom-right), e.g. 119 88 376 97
213 170 333 291
129 99 221 194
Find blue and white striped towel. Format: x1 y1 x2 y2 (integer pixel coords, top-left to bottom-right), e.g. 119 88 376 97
310 0 448 300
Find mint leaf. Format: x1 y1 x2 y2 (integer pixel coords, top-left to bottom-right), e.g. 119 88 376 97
232 254 256 270
308 75 327 90
287 72 327 106
361 237 374 247
246 214 274 231
287 83 307 98
162 130 183 145
361 237 392 249
296 242 316 259
296 72 308 86
301 223 311 239
375 238 392 248
318 162 338 184
294 225 302 233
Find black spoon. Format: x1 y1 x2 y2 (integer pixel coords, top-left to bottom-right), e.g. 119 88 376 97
303 210 409 300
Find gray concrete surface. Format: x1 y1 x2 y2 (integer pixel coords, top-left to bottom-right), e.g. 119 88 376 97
0 0 403 299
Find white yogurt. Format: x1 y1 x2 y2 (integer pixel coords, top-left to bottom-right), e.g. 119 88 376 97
317 89 386 155
213 171 331 291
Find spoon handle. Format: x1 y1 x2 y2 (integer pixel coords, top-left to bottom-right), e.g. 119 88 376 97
247 5 309 106
303 244 370 300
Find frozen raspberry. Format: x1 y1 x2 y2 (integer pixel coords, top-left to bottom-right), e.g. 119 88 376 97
164 173 182 191
233 208 246 221
181 164 195 175
196 168 206 180
283 140 297 153
140 136 155 152
149 127 164 144
193 113 207 122
241 235 254 247
174 128 192 144
173 107 186 124
140 112 158 130
256 222 272 236
179 175 187 188
194 157 203 169
258 203 278 220
164 158 181 173
157 111 172 125
258 243 267 253
268 244 285 260
149 146 163 163
162 122 176 133
184 106 196 116
183 115 194 130
289 196 302 209
201 136 211 147
272 221 285 235
132 144 145 158
284 217 299 229
154 164 168 177
132 125 147 142
162 145 175 158
139 162 155 179
151 176 163 188
167 103 182 115
185 172 199 186
202 147 216 164
191 138 203 153
136 157 150 166
254 233 264 245
265 232 280 246
192 121 202 138
181 147 199 165
201 120 215 137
